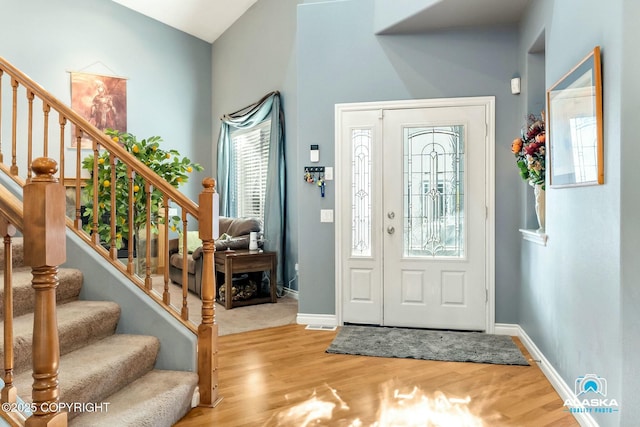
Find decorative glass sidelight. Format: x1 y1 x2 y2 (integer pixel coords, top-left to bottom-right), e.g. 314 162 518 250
403 125 465 258
351 129 372 256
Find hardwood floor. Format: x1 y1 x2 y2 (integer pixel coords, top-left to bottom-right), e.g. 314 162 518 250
175 324 578 426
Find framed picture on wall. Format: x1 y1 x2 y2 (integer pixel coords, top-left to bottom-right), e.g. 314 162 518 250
546 46 604 188
70 71 127 149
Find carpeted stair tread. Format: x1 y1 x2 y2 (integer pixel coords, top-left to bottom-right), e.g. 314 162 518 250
0 267 84 318
0 300 120 374
69 369 199 427
14 334 160 419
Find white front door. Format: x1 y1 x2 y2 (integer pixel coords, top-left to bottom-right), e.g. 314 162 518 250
382 106 487 330
337 98 493 331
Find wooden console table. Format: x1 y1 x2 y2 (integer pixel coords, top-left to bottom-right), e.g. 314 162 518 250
214 249 277 310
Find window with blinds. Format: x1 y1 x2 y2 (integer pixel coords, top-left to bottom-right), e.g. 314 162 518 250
230 120 271 222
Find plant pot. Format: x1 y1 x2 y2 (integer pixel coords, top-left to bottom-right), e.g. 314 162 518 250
135 228 158 276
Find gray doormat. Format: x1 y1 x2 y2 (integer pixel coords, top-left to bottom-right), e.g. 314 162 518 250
326 325 530 366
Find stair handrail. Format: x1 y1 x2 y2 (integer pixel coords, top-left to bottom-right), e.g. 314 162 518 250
0 185 23 231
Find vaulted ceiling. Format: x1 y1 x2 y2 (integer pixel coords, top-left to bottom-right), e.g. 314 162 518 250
111 0 258 43
112 0 530 44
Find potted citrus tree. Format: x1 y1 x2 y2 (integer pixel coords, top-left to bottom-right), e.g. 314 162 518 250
82 129 203 271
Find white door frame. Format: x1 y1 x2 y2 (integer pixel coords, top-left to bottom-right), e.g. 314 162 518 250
334 96 496 333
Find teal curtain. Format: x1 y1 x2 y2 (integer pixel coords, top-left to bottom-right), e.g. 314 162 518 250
217 91 286 292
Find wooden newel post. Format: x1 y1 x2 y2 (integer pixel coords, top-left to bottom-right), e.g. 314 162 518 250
197 177 221 407
23 158 67 427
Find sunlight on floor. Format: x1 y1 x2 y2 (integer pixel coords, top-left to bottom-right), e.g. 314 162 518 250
265 381 486 427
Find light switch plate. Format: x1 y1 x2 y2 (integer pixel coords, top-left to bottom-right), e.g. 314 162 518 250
320 209 334 223
325 167 333 180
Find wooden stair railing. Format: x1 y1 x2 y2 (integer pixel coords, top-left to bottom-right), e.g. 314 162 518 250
0 56 220 418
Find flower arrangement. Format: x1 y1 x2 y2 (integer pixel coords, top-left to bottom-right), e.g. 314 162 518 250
82 129 203 249
511 113 546 189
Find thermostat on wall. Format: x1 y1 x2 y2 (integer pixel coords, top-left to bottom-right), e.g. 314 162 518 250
310 144 319 163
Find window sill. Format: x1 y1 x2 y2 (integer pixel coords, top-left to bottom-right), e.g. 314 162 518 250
519 229 548 246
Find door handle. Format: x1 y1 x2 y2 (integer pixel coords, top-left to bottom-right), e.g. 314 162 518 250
387 211 395 219
387 226 395 235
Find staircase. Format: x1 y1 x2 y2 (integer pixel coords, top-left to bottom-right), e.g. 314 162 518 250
0 238 198 426
0 56 220 426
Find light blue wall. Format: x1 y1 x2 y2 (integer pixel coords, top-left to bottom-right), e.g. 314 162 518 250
518 1 624 425
0 0 213 200
211 0 300 289
296 0 522 321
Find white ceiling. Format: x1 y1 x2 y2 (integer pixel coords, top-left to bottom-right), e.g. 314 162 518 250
112 0 530 44
112 0 259 43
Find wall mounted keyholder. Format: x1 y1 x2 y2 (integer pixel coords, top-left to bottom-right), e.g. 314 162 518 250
303 166 326 197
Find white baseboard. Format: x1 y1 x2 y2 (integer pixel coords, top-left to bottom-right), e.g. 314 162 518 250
296 313 337 327
497 323 597 427
494 323 521 336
